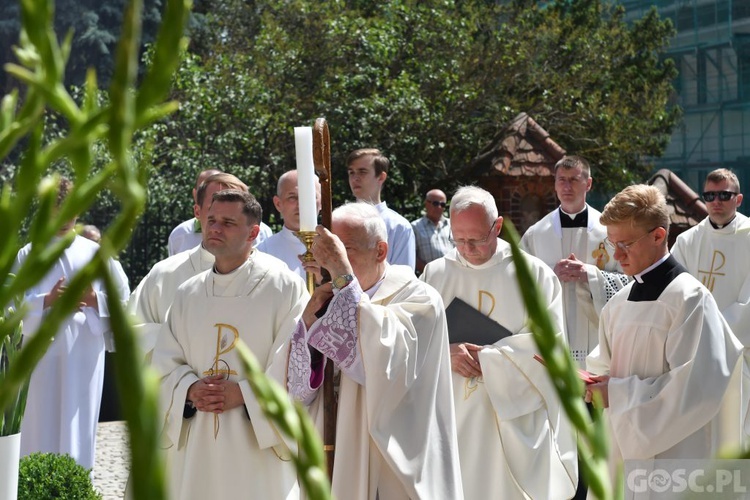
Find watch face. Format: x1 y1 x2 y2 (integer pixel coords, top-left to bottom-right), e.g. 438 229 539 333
334 274 353 289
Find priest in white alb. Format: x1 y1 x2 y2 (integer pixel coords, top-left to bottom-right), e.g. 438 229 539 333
287 202 462 500
521 155 629 365
15 177 130 470
671 168 750 444
128 172 247 360
153 190 307 499
421 186 577 500
257 169 322 281
586 185 743 483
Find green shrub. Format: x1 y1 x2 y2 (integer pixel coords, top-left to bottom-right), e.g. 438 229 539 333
17 452 102 500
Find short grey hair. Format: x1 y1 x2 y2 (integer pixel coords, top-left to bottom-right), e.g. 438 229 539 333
450 186 498 225
332 201 387 249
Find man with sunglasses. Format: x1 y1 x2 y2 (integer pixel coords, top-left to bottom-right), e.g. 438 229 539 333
522 155 629 369
421 186 577 500
411 188 454 274
671 167 750 443
586 184 742 482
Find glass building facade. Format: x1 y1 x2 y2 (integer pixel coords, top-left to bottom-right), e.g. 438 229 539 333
622 0 750 210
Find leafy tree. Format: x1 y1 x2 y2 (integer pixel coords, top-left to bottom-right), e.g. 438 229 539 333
494 0 680 189
145 0 678 209
0 0 164 93
3 0 681 284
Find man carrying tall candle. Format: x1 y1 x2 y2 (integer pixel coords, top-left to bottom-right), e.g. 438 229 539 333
347 148 416 270
257 169 322 281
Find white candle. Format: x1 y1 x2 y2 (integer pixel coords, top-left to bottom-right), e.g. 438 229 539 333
294 127 318 232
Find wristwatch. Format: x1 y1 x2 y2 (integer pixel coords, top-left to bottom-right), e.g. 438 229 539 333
332 273 354 290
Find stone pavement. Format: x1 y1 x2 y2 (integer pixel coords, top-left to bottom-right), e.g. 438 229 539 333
93 421 130 500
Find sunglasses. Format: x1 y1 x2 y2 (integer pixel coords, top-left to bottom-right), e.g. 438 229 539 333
702 191 737 202
427 200 447 208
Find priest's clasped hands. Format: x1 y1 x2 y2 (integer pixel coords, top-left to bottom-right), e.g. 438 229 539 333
187 374 245 414
450 342 483 378
43 276 99 310
553 253 589 283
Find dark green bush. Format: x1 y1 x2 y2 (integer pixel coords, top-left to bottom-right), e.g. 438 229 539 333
17 452 102 500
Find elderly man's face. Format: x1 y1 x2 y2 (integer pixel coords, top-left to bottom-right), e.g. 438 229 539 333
450 204 499 266
425 191 447 223
331 218 383 288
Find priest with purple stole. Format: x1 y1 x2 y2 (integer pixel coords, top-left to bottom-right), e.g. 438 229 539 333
287 201 462 500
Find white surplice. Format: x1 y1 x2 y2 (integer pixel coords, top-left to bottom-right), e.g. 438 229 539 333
287 266 463 500
421 243 578 500
587 257 742 471
15 235 130 469
153 252 307 500
256 226 307 280
521 206 629 365
127 244 215 357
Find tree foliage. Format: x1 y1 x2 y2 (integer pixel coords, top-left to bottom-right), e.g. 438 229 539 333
146 0 678 214
2 0 680 284
0 0 164 94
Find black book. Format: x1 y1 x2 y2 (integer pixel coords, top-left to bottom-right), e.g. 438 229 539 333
445 297 513 345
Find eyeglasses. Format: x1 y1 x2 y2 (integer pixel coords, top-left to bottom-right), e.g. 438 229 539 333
702 191 738 202
452 224 495 248
427 200 447 208
604 227 659 253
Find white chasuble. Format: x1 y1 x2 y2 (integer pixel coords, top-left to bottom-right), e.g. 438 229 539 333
521 206 628 365
288 266 463 500
154 255 307 500
671 214 750 444
421 243 577 500
16 235 130 469
588 257 742 478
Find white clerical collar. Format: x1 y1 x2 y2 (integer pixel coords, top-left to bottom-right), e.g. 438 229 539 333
708 215 737 230
633 253 670 283
559 205 587 219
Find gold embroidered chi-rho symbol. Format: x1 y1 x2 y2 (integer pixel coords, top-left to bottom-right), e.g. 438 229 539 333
202 323 240 438
698 250 726 292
